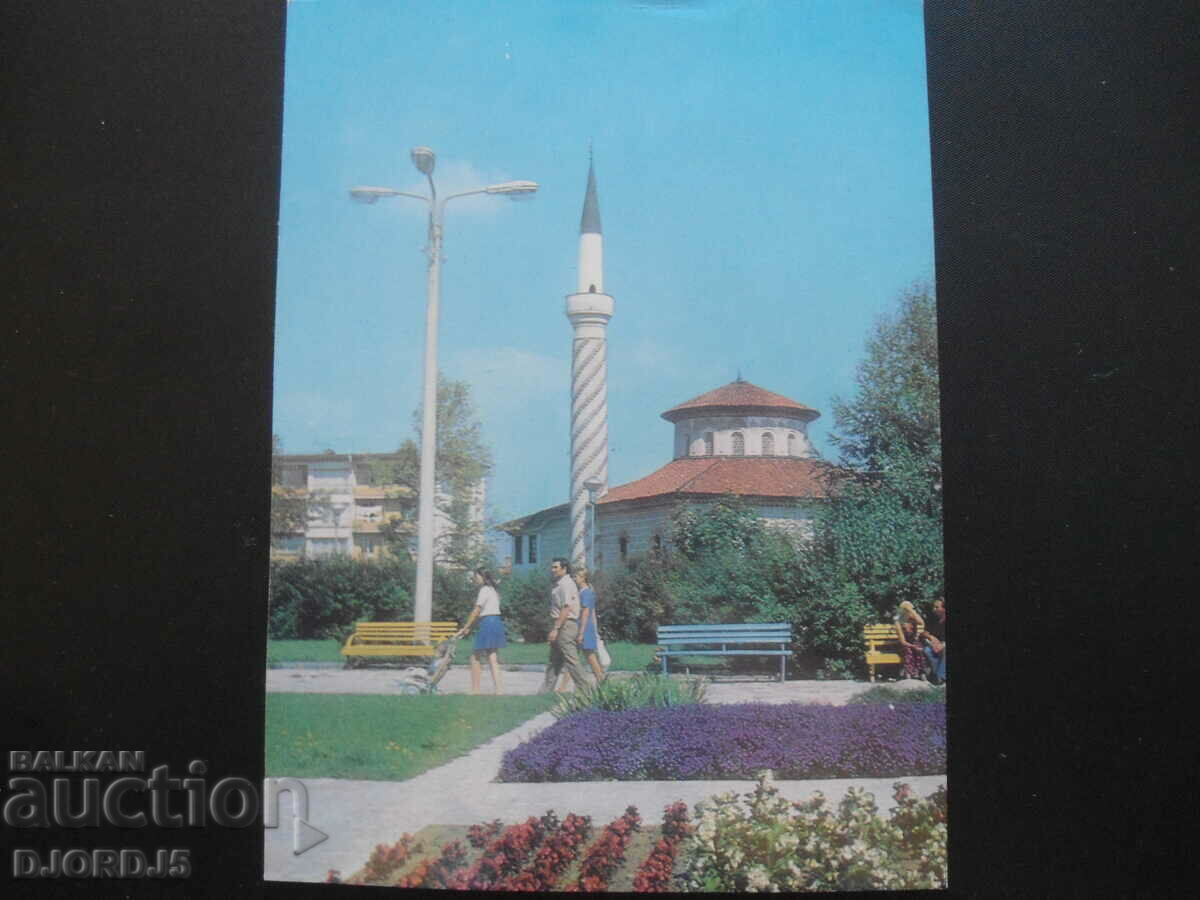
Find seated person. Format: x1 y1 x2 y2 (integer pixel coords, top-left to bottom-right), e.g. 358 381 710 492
894 601 926 680
921 598 947 685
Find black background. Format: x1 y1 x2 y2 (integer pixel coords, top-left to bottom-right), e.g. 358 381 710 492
3 1 1197 895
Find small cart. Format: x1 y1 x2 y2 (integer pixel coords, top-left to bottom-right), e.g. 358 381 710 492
394 639 457 695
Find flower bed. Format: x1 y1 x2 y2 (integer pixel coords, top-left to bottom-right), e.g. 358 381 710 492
498 702 945 782
331 779 948 891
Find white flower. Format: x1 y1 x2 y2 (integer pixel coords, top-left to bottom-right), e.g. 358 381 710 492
745 865 772 891
777 831 799 852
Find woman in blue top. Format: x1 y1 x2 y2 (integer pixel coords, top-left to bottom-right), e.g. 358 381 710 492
573 567 607 683
454 568 506 694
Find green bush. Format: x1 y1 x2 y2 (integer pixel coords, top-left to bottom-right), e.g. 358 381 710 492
268 557 413 639
498 569 553 642
267 556 488 641
550 673 707 719
592 555 672 643
432 565 479 625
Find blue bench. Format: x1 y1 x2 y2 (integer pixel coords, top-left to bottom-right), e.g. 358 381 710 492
656 623 793 683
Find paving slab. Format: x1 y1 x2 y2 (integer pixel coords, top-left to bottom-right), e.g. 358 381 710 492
263 670 945 884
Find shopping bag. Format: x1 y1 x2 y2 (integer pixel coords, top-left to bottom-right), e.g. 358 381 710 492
597 636 612 668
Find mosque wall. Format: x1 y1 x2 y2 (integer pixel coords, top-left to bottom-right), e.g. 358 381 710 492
674 415 819 459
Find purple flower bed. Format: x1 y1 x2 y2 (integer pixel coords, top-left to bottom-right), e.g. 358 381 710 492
498 703 945 782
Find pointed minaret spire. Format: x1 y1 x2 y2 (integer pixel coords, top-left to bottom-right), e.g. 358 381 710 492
577 153 604 292
566 154 614 569
580 156 602 235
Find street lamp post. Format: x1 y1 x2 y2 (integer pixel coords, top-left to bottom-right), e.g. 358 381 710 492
351 148 537 625
584 476 604 573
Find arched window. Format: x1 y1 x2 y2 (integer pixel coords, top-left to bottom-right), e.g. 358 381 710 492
788 432 798 456
762 432 775 456
704 432 714 456
731 432 745 455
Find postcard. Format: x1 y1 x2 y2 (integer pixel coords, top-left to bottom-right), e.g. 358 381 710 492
264 0 943 889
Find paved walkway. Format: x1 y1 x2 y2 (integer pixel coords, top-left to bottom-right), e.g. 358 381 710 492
264 668 944 884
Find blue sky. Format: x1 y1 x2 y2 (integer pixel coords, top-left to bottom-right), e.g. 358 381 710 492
272 0 933 527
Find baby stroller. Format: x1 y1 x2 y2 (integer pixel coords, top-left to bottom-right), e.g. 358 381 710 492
395 638 457 695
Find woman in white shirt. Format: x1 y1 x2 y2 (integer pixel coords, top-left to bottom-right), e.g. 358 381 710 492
455 568 506 694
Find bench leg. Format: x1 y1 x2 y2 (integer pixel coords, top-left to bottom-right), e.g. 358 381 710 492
780 654 786 683
661 654 668 677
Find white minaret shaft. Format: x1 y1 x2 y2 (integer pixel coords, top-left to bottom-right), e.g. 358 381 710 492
566 159 614 569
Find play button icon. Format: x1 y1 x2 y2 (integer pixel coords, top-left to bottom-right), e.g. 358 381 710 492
294 818 329 856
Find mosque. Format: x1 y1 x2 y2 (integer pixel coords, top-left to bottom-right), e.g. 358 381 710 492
500 163 836 573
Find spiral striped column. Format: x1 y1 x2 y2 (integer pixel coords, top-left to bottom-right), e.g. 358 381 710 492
569 330 611 567
566 157 611 569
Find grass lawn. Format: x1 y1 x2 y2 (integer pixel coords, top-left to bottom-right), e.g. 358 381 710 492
266 693 557 781
267 639 663 672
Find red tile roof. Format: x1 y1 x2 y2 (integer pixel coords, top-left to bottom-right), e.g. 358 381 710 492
661 380 819 423
597 456 838 505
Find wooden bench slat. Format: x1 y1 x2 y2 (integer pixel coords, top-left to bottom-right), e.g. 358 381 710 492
862 623 908 682
341 621 460 662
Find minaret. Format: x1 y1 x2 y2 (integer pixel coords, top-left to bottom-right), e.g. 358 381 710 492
566 156 614 568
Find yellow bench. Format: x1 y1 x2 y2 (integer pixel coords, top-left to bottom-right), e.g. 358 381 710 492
863 623 903 682
341 621 459 666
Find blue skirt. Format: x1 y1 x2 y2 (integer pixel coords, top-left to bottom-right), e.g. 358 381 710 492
473 615 507 651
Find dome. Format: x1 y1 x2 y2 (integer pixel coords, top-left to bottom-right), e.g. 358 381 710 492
661 379 820 424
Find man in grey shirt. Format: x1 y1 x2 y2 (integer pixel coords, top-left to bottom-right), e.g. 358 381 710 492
539 557 591 693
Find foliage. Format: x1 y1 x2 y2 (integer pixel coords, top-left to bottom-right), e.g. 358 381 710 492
265 693 556 781
662 497 805 628
831 283 941 471
432 563 481 625
499 701 946 782
445 815 551 890
347 789 943 891
632 802 693 893
367 375 494 570
358 833 422 884
677 773 947 891
789 580 877 670
592 498 807 653
591 555 674 643
498 568 555 642
267 556 414 640
395 839 469 889
502 812 592 891
550 673 707 719
812 282 944 621
572 806 642 892
267 556 480 640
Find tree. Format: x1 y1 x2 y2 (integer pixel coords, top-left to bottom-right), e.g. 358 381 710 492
270 434 308 544
830 282 941 479
373 376 494 570
809 283 944 623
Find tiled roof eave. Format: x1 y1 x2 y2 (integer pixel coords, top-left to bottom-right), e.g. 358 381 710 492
597 490 825 510
661 404 819 423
